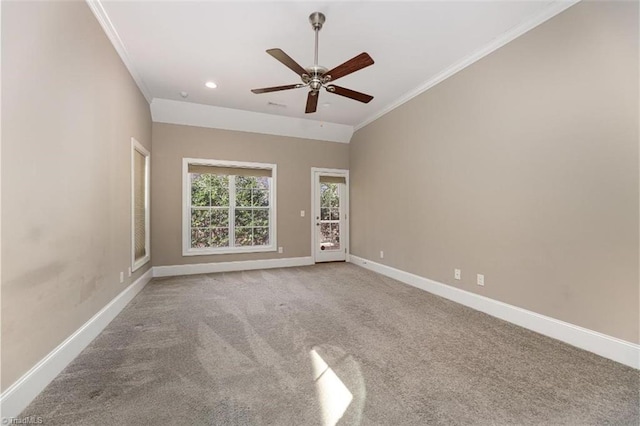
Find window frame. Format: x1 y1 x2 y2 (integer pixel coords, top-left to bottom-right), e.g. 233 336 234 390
131 138 151 271
182 158 277 256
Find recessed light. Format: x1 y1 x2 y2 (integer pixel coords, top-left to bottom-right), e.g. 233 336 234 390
205 81 217 89
322 102 331 108
180 91 188 98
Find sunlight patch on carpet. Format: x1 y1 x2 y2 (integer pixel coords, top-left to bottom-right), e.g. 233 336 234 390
310 349 353 426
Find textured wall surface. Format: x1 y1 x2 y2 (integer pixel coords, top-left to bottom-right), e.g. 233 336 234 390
350 1 639 343
151 123 349 266
1 1 152 389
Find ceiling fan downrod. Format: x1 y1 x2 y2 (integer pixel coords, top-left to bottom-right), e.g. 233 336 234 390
309 12 325 66
306 12 328 94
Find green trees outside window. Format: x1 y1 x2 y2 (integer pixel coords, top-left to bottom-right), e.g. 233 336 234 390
319 183 340 249
189 173 271 249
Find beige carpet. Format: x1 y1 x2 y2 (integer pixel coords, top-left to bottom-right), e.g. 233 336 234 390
21 263 639 425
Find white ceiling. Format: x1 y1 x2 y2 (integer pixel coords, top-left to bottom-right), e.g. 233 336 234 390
95 0 571 129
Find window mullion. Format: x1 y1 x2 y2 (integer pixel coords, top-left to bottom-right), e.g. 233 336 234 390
229 175 236 248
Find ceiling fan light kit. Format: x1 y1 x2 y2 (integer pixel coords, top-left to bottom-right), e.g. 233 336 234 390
251 12 375 114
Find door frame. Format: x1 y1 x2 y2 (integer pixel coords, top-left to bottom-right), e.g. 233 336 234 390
310 167 350 263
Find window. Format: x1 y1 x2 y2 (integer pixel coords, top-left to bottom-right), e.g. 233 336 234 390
319 177 344 250
183 158 277 255
131 138 150 271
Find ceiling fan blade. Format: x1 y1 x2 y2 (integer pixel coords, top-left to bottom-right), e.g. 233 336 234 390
305 91 319 113
267 48 308 76
327 85 373 103
325 52 374 82
251 84 302 94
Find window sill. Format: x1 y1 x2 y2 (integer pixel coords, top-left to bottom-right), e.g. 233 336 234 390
182 245 277 256
132 255 150 272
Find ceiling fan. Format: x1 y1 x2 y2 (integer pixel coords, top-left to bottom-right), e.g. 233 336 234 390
251 12 374 114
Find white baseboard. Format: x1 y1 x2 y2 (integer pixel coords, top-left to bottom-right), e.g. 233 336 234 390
152 256 314 278
0 268 153 419
349 255 640 369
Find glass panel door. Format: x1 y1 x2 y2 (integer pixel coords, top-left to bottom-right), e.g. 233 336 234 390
319 182 341 252
314 173 347 263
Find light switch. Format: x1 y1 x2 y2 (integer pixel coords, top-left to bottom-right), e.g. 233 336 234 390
300 210 305 217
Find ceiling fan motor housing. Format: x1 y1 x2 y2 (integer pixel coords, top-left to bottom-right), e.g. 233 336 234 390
303 65 330 92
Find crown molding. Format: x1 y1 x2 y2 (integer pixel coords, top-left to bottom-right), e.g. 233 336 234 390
88 0 580 136
86 0 152 103
151 99 354 143
354 0 581 131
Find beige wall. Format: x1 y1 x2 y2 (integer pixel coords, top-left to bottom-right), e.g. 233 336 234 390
1 1 152 390
151 123 349 266
350 1 639 343
1 1 636 397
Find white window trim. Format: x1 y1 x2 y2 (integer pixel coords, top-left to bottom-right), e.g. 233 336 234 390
182 158 277 256
131 138 151 271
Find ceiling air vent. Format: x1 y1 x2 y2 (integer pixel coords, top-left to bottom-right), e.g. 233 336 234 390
267 101 287 108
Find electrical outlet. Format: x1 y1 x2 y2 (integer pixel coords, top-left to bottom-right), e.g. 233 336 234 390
127 267 132 277
477 274 485 286
119 272 124 284
380 251 384 259
454 269 461 280
278 247 283 254
300 210 305 217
